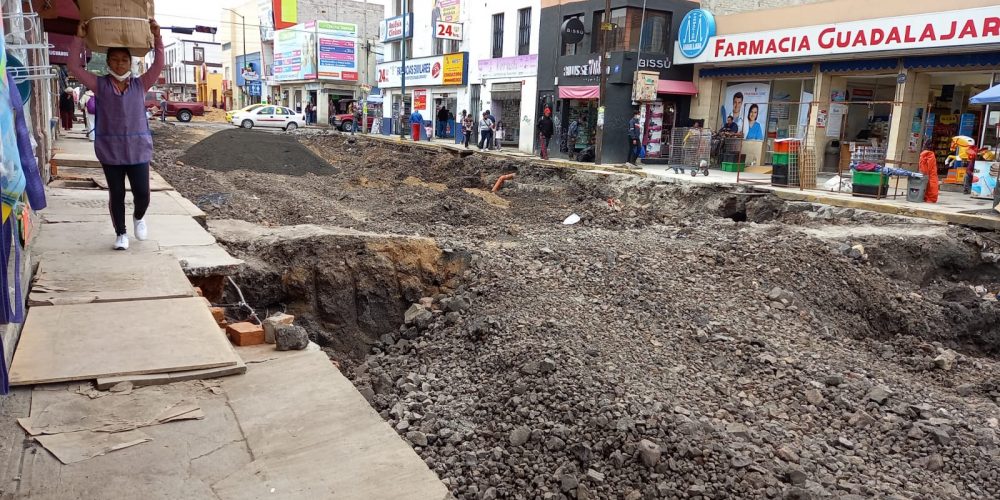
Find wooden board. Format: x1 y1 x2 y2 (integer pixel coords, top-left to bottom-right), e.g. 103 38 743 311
9 297 240 386
52 153 101 168
95 357 246 390
29 253 196 306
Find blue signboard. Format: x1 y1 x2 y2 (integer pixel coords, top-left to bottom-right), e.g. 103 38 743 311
677 9 716 59
958 113 976 137
246 81 262 97
235 52 262 86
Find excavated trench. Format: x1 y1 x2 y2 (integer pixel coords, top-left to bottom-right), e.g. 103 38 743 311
209 156 1000 364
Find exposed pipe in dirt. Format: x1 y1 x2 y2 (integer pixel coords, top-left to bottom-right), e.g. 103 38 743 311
492 173 515 193
227 276 262 325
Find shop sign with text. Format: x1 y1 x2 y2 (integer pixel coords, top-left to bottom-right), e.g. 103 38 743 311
674 6 1000 64
563 58 601 77
478 54 537 79
383 14 413 41
376 53 468 87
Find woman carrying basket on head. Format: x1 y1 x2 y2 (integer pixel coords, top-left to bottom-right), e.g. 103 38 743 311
67 18 164 251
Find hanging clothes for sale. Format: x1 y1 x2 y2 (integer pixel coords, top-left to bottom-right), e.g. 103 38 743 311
0 218 22 394
7 70 46 211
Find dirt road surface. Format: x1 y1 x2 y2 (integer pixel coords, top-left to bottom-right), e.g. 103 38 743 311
153 123 1000 499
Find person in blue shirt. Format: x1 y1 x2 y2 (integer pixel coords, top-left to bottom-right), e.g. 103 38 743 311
409 109 424 140
744 104 764 141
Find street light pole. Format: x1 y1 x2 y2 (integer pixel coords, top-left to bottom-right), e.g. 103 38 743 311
399 2 408 139
595 0 611 165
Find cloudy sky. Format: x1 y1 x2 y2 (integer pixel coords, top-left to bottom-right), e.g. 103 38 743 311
156 0 387 35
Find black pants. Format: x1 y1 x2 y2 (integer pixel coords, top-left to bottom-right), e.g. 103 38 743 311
102 163 151 236
478 130 492 150
463 130 472 148
627 138 639 164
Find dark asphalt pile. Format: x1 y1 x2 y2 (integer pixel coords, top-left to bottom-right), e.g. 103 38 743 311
177 129 335 176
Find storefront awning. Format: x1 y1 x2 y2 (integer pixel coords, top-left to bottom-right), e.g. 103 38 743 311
699 63 814 79
559 85 599 99
657 80 697 96
819 58 898 73
903 52 1000 70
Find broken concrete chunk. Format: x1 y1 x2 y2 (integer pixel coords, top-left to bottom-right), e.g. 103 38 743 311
934 349 958 371
275 324 309 351
262 313 295 344
404 304 434 330
638 439 661 467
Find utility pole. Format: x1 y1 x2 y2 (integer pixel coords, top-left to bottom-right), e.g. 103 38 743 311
594 0 611 165
223 8 247 106
399 1 408 138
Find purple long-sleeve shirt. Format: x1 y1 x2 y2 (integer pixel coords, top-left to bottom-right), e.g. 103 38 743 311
67 36 164 94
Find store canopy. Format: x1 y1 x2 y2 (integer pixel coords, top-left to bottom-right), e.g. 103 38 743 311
970 84 1000 105
657 80 698 96
699 63 814 79
559 86 599 100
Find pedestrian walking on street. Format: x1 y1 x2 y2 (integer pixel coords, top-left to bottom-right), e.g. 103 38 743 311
410 108 424 140
59 88 75 130
160 91 168 122
437 105 450 138
68 18 164 251
80 89 96 141
537 107 554 160
304 102 314 125
478 111 493 151
627 110 641 166
567 116 582 160
461 110 473 148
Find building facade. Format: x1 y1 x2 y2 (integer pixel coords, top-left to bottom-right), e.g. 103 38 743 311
675 0 1000 188
161 39 223 102
221 0 266 110
536 0 699 164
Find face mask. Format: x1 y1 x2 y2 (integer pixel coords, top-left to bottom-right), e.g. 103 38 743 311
109 69 132 82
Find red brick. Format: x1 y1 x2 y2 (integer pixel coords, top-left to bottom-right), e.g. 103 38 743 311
210 307 226 323
226 322 265 346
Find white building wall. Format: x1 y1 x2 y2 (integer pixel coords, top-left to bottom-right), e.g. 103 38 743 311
378 0 540 152
466 0 540 153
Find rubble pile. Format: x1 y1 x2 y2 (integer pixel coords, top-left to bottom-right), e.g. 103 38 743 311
153 127 1000 499
355 221 1000 499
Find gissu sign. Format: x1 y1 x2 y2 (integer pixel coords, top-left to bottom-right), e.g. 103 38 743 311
674 6 1000 64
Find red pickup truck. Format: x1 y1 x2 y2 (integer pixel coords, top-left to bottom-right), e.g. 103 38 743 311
145 90 205 122
331 100 377 132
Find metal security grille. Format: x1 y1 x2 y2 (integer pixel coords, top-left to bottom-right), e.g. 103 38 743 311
517 8 531 56
492 13 504 59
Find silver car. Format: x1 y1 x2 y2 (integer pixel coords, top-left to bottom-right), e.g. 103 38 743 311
232 105 305 131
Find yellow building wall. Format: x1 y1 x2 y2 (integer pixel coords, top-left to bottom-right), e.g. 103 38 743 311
196 69 225 108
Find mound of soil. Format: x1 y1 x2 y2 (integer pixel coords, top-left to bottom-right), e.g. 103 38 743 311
178 129 335 176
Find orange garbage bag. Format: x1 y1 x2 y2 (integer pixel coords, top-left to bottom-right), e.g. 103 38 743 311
919 150 939 203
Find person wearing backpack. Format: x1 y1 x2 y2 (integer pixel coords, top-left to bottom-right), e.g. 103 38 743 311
80 89 97 141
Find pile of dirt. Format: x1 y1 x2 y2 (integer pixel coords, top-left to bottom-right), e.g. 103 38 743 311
177 129 335 176
152 125 1000 499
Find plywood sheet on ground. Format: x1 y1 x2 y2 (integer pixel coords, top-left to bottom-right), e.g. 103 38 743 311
52 153 100 168
9 297 239 386
29 253 196 306
213 349 449 500
31 221 162 256
42 189 202 218
95 357 246 389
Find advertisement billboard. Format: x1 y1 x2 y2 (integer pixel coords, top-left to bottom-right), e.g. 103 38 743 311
723 82 770 141
376 53 468 88
258 0 275 41
273 22 316 81
317 21 358 81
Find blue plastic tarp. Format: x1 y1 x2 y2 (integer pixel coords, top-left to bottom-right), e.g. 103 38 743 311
970 84 1000 105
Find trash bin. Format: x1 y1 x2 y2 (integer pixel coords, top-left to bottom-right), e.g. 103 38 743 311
412 121 422 141
906 176 928 203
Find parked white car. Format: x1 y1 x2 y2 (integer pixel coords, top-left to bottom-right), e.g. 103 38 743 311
231 105 305 131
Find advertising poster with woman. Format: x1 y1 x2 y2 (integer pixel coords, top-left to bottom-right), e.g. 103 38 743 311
722 82 770 141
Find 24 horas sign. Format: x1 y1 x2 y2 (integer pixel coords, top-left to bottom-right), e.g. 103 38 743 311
675 6 1000 64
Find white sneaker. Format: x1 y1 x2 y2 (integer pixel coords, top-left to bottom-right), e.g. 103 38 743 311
114 234 129 250
134 219 148 241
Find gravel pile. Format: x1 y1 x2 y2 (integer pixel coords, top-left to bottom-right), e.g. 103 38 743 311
355 219 1000 499
153 126 1000 499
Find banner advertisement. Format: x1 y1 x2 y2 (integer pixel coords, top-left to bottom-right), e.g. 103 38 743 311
317 21 358 81
413 89 428 111
274 22 317 81
383 14 413 41
478 54 537 80
258 0 275 41
722 82 770 141
435 0 461 23
632 71 658 102
376 53 468 88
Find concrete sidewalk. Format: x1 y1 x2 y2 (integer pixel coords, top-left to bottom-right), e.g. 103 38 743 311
0 131 450 499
